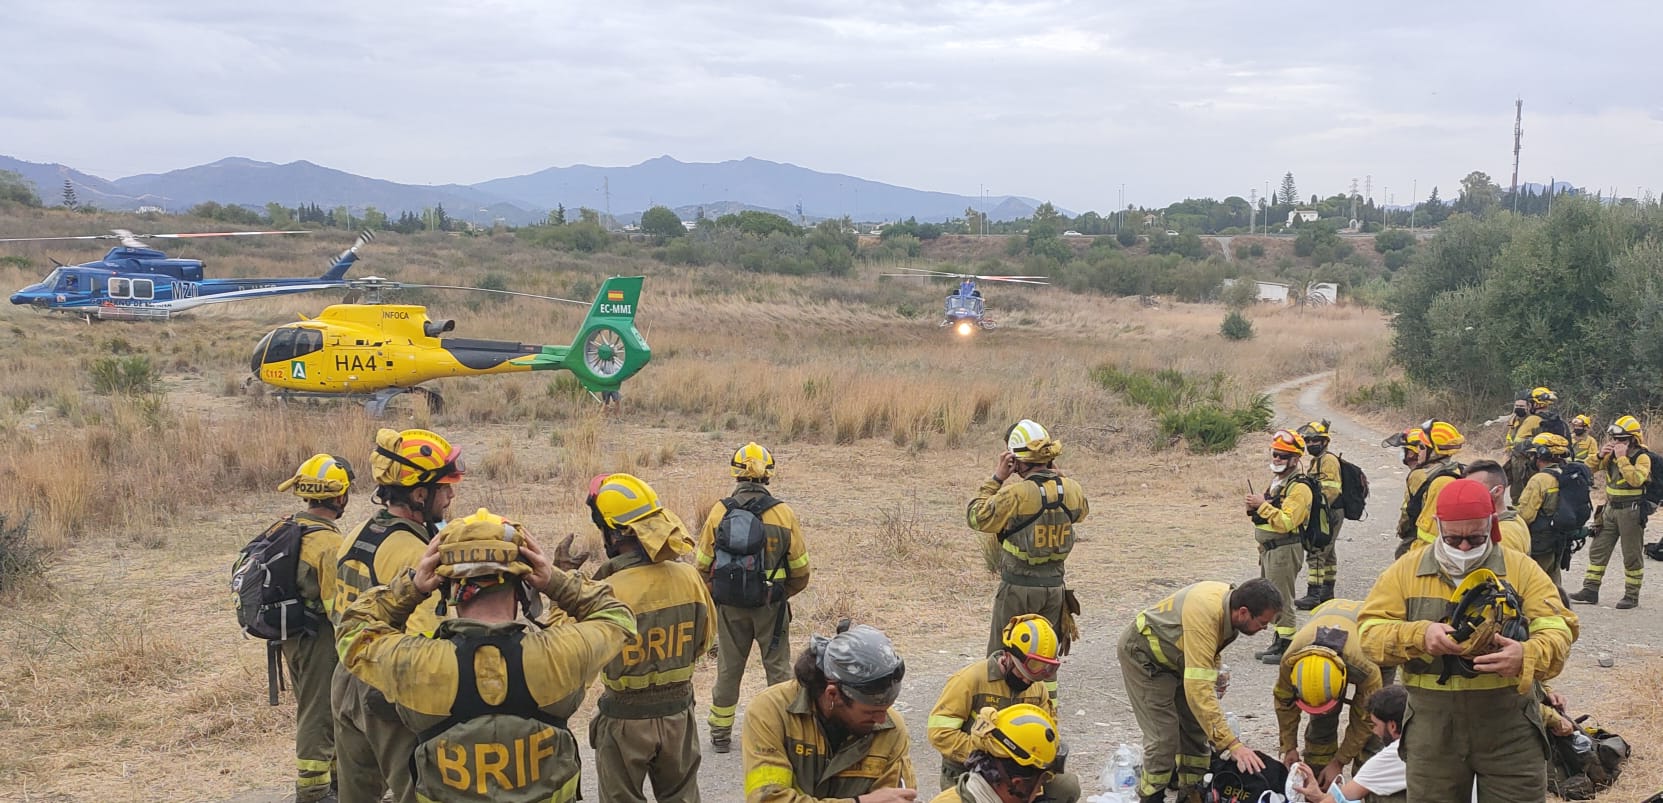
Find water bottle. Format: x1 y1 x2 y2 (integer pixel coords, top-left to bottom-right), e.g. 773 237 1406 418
1216 662 1232 699
1570 730 1594 755
1112 744 1139 794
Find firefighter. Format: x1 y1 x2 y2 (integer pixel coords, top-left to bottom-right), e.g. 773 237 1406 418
931 704 1060 803
927 615 1080 802
1295 421 1343 611
1244 429 1317 663
1464 460 1533 556
1118 578 1283 803
273 454 353 803
696 442 811 754
1358 478 1578 802
741 621 916 802
1503 393 1531 452
1406 420 1467 552
967 420 1088 688
1517 434 1576 586
1271 598 1382 790
337 508 636 803
330 428 464 803
1571 415 1652 609
1505 388 1562 504
586 474 715 803
1570 415 1599 466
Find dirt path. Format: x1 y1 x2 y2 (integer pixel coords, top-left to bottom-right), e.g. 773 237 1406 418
227 373 1658 802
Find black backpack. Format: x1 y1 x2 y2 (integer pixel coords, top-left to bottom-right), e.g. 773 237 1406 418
709 495 786 608
1631 448 1663 506
1536 410 1572 440
1293 475 1333 550
1203 752 1288 803
231 516 323 641
1402 461 1467 537
1547 463 1594 533
1336 455 1369 521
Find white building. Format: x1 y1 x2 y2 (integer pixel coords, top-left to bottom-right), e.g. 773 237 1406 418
1287 209 1320 226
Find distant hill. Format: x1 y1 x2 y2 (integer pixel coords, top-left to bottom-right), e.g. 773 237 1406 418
1 153 1060 223
476 155 1048 222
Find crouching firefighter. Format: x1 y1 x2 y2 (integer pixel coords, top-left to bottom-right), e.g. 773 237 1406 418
967 419 1088 697
586 474 716 803
337 507 637 803
932 704 1063 803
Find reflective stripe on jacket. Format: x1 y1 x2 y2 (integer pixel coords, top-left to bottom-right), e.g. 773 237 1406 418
1592 451 1651 499
926 655 1053 767
1127 581 1240 751
592 550 715 716
695 483 811 596
1272 599 1382 766
741 681 915 802
966 470 1089 581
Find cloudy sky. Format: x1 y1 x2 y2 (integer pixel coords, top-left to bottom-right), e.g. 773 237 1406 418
5 0 1660 211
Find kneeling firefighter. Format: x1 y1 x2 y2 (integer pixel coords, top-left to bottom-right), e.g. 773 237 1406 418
337 508 637 803
932 704 1062 803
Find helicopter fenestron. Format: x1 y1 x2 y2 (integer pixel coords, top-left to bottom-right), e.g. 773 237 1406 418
4 229 371 320
881 267 1049 335
247 275 650 415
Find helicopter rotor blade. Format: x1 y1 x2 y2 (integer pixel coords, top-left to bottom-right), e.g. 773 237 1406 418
342 278 591 307
0 229 311 244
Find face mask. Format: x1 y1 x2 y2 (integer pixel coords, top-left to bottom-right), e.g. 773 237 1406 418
1514 408 1528 418
1573 428 1587 437
1307 443 1327 456
1434 535 1492 579
1270 460 1290 474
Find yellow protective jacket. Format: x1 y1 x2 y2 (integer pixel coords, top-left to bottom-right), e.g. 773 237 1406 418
1126 581 1241 752
292 511 343 620
1591 449 1652 503
1252 474 1315 547
1358 545 1577 693
1308 452 1343 507
338 568 636 803
742 680 915 803
1497 511 1531 556
696 482 811 600
1516 470 1559 528
591 549 715 718
1273 599 1382 766
334 510 442 635
1509 414 1545 449
1411 459 1465 545
967 469 1088 585
927 654 1054 769
1396 466 1430 541
1572 434 1599 466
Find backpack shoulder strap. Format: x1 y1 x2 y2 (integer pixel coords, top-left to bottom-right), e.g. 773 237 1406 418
999 476 1074 541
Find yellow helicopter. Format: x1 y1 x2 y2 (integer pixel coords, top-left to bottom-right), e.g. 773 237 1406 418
247 275 649 415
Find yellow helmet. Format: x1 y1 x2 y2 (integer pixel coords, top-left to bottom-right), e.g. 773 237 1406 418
1271 429 1306 456
372 428 464 487
1529 387 1557 406
1001 614 1061 681
1528 432 1571 459
435 507 530 580
592 473 662 528
1006 419 1062 463
277 453 354 499
1609 415 1643 439
1571 414 1592 430
1297 420 1331 440
1420 419 1465 456
730 442 776 480
971 703 1059 770
1290 650 1347 714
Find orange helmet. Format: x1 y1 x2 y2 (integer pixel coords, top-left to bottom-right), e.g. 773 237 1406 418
1419 419 1465 456
1271 429 1306 456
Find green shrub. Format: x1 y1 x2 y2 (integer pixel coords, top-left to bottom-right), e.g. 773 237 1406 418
1160 406 1242 453
1344 379 1409 410
1220 310 1255 340
90 356 159 395
1248 243 1265 258
1116 230 1139 247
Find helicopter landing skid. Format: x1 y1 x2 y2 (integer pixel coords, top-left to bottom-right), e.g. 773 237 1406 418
271 387 445 417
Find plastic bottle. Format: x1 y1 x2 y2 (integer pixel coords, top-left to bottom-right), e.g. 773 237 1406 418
1111 743 1139 794
1215 662 1232 698
1570 730 1594 755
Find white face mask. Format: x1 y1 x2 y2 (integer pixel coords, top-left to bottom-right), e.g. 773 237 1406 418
1434 534 1492 579
1269 461 1286 473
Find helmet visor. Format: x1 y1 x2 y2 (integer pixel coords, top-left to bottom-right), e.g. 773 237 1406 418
839 663 905 707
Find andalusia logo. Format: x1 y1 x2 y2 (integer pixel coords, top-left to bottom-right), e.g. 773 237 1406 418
291 360 307 379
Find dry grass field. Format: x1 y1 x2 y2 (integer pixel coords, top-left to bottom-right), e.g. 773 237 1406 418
0 216 1653 800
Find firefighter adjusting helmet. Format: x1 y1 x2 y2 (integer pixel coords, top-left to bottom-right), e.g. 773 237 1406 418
1530 387 1558 406
1572 414 1592 430
1290 651 1347 715
1420 419 1466 456
1271 429 1306 456
278 453 354 499
372 428 464 487
1006 419 1062 463
435 507 531 580
730 442 775 480
971 703 1059 771
1528 432 1571 460
1001 614 1062 681
1609 415 1643 440
1297 420 1332 441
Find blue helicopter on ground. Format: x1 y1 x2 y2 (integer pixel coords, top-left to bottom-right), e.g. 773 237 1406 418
882 267 1049 335
5 229 373 320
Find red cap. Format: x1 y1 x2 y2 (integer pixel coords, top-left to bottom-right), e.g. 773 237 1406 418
1435 478 1502 543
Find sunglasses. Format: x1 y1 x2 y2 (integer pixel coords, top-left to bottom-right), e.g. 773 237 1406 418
1440 533 1490 548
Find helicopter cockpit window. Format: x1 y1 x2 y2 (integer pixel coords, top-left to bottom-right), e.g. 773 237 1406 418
265 329 298 364
250 331 274 373
292 329 323 358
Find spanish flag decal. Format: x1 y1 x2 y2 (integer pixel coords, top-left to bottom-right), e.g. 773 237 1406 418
607 290 625 301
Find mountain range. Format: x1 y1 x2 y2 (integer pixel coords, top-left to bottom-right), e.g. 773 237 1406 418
0 154 1049 225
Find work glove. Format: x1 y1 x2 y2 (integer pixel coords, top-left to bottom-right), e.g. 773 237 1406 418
552 532 593 572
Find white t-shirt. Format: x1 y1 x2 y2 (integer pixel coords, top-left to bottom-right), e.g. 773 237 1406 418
1351 739 1406 796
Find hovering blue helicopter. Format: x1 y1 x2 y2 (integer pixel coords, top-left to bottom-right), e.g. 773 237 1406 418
5 229 373 320
882 267 1049 335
